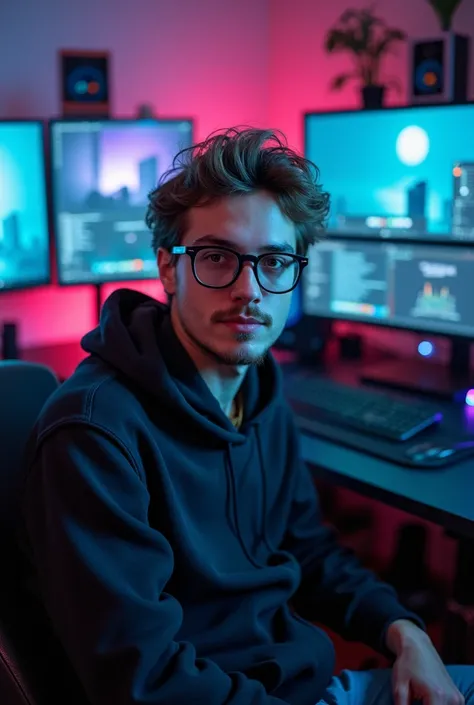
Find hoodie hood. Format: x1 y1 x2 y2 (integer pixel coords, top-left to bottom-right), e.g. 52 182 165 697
81 289 283 446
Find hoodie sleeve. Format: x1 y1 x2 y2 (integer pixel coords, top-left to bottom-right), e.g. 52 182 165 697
280 413 425 655
23 425 289 705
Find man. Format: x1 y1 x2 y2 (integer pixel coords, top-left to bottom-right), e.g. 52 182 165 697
23 128 473 705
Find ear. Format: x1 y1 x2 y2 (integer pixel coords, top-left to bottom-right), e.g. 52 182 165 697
157 248 176 295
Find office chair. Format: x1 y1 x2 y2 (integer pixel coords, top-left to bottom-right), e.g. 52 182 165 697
0 361 87 704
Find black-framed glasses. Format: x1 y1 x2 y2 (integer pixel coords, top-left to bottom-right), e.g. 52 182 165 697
171 245 308 294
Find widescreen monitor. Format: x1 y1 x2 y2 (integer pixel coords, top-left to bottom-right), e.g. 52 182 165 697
305 104 474 241
302 238 474 339
0 121 50 290
50 118 193 284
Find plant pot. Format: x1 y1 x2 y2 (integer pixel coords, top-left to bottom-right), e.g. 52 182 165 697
361 85 386 109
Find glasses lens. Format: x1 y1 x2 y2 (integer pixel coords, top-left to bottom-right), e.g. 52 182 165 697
194 248 240 287
257 254 299 293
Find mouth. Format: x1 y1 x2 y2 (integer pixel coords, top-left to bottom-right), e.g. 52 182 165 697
217 317 265 333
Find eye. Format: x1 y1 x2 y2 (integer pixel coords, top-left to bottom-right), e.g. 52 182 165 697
207 253 224 263
261 255 290 269
201 251 227 263
199 249 235 266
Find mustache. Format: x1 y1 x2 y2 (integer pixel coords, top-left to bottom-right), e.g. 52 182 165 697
212 306 272 326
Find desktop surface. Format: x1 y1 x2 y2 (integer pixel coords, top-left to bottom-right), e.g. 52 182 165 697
280 361 474 538
0 121 50 290
284 365 474 463
22 341 87 381
298 431 474 540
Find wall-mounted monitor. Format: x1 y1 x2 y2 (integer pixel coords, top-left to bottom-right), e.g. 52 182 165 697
305 103 474 242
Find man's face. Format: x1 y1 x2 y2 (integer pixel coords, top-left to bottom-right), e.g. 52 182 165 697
158 191 298 367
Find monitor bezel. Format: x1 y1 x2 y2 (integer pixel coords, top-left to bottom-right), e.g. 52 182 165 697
301 233 474 342
49 116 195 287
303 102 474 247
0 118 52 292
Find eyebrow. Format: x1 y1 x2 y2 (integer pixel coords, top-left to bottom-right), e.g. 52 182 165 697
191 234 296 254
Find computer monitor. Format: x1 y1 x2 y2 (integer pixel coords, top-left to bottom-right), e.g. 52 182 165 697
304 104 474 241
0 121 50 290
50 118 194 285
303 238 474 337
302 237 474 396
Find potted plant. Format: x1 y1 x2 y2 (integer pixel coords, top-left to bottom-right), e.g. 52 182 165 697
425 0 463 30
324 6 406 109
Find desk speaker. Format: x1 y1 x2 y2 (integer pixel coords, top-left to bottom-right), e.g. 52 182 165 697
410 33 469 104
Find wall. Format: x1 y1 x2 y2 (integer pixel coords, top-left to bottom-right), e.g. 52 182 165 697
0 0 270 347
269 0 474 362
269 0 474 151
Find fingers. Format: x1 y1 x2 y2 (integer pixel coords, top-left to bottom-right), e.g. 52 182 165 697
394 685 464 705
449 690 465 705
393 682 410 705
426 687 464 705
426 687 447 705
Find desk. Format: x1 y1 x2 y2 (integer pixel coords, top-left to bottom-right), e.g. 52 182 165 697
299 433 474 541
22 341 86 381
299 428 474 663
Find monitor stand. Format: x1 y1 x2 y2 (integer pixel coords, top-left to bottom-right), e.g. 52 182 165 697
95 283 103 324
1 321 19 360
360 339 473 401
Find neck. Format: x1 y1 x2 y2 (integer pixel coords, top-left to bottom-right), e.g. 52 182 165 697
170 307 247 416
198 367 245 417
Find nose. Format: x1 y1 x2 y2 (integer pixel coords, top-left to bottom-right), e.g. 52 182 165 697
230 262 262 303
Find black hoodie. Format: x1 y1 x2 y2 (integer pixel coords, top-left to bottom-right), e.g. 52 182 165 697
23 289 423 705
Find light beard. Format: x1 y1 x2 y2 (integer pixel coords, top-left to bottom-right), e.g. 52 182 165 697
183 320 268 367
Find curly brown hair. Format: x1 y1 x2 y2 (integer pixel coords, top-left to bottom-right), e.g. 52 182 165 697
145 127 330 256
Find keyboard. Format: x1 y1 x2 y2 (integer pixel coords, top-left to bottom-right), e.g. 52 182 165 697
286 376 443 442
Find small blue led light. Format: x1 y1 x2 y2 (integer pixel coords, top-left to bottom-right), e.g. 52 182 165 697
418 340 434 357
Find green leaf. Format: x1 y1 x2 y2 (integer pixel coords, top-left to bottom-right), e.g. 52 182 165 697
325 28 365 55
324 5 406 88
370 27 406 59
330 72 358 90
425 0 464 31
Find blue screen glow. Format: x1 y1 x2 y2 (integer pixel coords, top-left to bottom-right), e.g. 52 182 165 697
0 122 50 290
305 104 474 241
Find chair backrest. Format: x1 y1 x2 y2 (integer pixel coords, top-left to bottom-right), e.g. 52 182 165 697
0 360 76 704
0 361 59 539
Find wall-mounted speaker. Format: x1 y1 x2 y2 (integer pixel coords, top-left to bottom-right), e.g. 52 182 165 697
60 50 110 117
410 34 469 104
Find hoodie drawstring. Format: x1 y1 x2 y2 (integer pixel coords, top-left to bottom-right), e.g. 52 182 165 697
255 425 274 555
225 425 273 568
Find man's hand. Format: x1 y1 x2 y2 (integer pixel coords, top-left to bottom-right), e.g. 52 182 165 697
386 619 464 705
